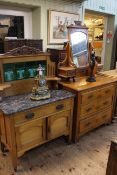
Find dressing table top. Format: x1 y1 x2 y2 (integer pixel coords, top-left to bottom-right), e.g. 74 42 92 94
59 73 117 92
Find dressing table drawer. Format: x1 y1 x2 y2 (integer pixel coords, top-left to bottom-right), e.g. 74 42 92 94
80 97 113 119
79 108 112 135
14 98 72 125
81 85 114 105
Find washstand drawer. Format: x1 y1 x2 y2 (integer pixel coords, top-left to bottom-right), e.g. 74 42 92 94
81 85 114 105
79 108 112 135
80 97 112 119
14 98 72 125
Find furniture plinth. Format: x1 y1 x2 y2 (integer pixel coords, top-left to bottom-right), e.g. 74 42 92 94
59 74 117 142
0 90 74 170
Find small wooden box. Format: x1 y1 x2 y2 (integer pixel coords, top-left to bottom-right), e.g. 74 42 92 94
58 67 76 78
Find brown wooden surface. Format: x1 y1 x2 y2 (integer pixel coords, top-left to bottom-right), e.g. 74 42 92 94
79 108 112 136
99 70 117 116
14 99 72 125
99 69 117 78
5 117 18 170
59 74 117 92
15 118 46 157
0 97 74 170
58 43 76 79
47 110 70 140
0 84 11 91
59 74 117 142
106 140 117 175
0 112 6 145
48 48 103 77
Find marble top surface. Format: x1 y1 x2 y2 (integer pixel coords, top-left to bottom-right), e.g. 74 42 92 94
0 90 75 115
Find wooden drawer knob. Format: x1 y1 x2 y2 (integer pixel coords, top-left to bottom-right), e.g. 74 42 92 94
56 104 64 111
105 90 110 94
85 122 91 127
103 101 108 105
25 112 34 120
86 107 92 112
97 95 102 99
102 114 107 119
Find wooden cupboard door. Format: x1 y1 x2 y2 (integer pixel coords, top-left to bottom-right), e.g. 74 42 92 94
15 118 46 157
47 110 71 140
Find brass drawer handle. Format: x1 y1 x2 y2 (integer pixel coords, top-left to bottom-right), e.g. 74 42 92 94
56 104 64 111
105 90 110 94
25 112 34 120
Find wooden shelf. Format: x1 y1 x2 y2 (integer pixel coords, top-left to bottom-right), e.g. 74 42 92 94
0 84 11 91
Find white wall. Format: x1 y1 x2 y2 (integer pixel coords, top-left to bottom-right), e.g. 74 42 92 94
0 5 32 38
0 0 116 69
84 0 117 70
0 0 83 51
84 0 116 15
32 0 83 50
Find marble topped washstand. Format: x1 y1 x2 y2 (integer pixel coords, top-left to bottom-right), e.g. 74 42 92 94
0 90 75 170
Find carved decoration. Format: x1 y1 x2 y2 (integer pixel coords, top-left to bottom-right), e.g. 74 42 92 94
58 42 77 81
4 45 41 56
58 42 76 68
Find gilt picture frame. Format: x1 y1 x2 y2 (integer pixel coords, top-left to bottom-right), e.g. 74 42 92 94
48 10 79 44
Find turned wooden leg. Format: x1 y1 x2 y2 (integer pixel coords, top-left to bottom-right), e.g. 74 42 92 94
73 77 75 82
64 135 72 144
10 150 18 171
1 142 5 153
1 142 9 156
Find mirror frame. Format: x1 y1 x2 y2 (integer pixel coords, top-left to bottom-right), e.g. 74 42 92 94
67 25 89 68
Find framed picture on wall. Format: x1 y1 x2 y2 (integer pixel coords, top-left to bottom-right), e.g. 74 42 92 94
48 10 79 44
